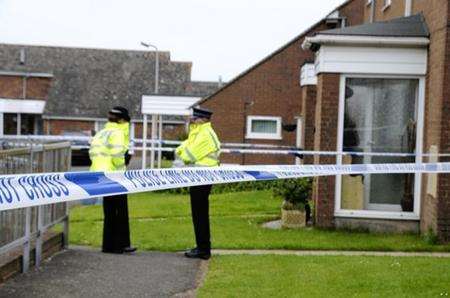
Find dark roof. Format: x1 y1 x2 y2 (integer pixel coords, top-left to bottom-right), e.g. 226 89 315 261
0 43 220 119
317 13 429 38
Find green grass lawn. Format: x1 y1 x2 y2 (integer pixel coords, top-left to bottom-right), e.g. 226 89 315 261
69 190 450 252
199 255 450 297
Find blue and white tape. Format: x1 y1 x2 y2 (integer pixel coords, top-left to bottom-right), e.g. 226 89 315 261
4 135 450 157
1 162 450 212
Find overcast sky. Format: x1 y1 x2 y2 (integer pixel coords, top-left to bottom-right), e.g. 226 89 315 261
0 0 345 81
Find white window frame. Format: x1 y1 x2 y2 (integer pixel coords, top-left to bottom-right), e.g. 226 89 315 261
246 116 282 140
334 74 425 221
382 0 392 11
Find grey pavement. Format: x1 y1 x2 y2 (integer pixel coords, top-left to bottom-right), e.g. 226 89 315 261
0 248 203 298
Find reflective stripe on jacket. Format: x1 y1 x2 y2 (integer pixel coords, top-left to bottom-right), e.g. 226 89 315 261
89 122 127 171
175 122 220 167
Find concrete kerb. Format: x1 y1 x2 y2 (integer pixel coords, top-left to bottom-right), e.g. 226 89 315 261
212 249 450 258
71 246 450 257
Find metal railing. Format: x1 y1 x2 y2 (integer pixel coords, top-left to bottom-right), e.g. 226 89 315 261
0 142 71 272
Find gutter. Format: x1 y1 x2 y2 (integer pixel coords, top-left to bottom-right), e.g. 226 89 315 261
302 35 430 50
0 70 54 78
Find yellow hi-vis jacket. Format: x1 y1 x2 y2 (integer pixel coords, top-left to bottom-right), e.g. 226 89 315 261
118 122 130 150
89 122 127 171
175 122 220 167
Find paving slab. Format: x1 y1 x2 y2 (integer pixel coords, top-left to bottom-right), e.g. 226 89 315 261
0 248 202 298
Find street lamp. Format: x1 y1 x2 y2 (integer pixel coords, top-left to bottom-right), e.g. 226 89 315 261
141 42 160 169
140 42 159 94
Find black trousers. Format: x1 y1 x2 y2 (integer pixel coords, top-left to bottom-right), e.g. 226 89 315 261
189 185 212 251
102 194 131 253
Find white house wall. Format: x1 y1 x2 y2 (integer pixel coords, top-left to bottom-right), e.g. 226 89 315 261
315 45 428 75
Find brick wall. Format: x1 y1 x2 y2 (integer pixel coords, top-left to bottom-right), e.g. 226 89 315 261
436 0 450 242
0 76 23 98
312 74 340 228
340 0 366 26
374 0 406 21
0 76 51 99
44 119 95 135
202 36 310 165
26 77 52 100
409 0 450 241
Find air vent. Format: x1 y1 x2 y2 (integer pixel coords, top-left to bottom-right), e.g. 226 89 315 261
19 48 26 65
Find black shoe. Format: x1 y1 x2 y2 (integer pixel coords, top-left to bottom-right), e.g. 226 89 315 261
123 246 137 253
184 248 211 260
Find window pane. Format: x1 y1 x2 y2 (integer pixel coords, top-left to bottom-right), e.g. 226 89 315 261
21 114 42 135
341 78 418 212
4 113 18 135
251 120 277 134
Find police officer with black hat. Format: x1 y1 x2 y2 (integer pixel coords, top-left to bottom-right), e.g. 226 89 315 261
90 106 136 254
175 107 220 260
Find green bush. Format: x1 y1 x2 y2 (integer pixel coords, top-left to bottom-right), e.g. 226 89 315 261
273 178 312 210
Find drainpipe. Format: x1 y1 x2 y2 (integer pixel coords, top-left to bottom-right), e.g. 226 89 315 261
405 0 412 16
22 76 27 99
370 0 376 23
242 99 253 165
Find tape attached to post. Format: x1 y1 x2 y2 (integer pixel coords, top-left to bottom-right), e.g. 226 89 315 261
0 162 449 211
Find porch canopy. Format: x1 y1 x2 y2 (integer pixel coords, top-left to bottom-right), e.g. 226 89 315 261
141 95 201 168
302 13 430 75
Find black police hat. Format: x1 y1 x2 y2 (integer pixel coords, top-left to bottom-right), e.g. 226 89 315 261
109 106 130 122
192 107 213 119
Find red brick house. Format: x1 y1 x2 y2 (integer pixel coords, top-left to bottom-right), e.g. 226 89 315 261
199 0 450 242
0 44 219 143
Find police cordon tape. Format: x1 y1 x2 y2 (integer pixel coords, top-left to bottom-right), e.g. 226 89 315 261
2 135 450 157
4 135 450 157
1 162 450 212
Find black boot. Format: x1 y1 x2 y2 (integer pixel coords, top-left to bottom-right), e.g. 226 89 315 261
123 246 137 253
184 248 211 260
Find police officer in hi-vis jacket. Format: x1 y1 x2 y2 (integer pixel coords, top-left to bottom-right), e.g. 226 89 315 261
89 106 136 254
175 107 220 260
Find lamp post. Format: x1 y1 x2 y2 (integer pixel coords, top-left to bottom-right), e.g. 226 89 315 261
141 42 160 169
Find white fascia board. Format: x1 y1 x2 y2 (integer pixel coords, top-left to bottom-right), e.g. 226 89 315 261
0 70 53 78
315 45 428 75
0 98 46 114
141 95 202 116
42 115 185 124
302 34 429 50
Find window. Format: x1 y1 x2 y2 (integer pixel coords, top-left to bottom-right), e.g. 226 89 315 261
336 76 424 220
3 113 18 135
246 116 282 140
1 113 43 135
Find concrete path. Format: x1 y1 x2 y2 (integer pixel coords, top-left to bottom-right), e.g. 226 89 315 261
0 247 205 298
